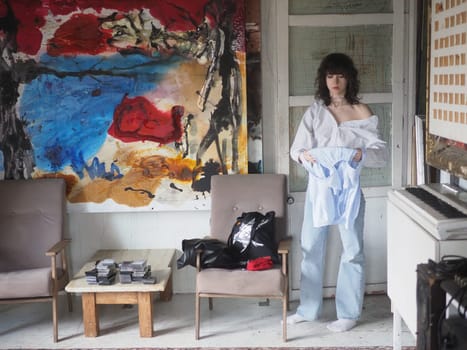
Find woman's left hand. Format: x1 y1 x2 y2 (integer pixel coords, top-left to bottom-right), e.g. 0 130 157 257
353 148 363 162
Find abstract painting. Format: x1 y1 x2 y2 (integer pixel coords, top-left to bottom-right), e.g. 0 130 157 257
0 0 248 211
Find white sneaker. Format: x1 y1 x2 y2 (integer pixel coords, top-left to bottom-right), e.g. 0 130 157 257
326 318 357 332
286 313 308 325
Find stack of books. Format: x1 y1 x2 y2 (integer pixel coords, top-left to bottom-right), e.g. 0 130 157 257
119 260 134 284
85 259 118 285
131 259 150 282
118 259 156 284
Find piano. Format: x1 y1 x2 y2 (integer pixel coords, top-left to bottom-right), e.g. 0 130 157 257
386 183 467 350
389 183 467 240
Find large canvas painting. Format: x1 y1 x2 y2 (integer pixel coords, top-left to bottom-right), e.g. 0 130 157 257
0 0 248 211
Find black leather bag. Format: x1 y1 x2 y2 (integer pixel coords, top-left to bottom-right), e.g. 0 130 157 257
227 211 279 264
177 238 242 269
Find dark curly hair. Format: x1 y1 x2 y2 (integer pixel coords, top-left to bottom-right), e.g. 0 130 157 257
315 53 361 106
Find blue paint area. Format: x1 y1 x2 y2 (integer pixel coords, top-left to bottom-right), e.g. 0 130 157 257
0 151 3 172
19 53 183 177
40 52 180 76
86 157 123 181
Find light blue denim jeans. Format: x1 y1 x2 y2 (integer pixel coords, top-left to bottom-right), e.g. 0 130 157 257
296 191 366 321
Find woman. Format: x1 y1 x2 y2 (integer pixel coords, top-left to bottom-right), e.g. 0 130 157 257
288 53 387 332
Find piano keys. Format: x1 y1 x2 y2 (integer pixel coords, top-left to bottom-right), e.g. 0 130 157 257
388 183 467 240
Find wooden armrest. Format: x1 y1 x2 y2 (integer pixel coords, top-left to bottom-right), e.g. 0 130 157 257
46 239 71 256
278 236 292 254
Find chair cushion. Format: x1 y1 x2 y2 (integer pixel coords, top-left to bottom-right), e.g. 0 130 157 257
0 268 53 299
196 267 285 296
0 179 65 272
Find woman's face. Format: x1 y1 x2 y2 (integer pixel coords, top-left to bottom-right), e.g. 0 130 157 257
326 73 348 97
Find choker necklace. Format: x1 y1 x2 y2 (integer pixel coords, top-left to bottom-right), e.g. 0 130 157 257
330 97 348 108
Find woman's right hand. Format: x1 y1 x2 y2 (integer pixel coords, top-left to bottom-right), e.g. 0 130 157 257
302 151 316 163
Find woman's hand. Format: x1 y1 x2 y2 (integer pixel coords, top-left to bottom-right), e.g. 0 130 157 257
353 148 363 162
302 151 316 163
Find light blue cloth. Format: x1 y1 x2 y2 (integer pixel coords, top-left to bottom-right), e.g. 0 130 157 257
302 147 363 229
296 191 366 321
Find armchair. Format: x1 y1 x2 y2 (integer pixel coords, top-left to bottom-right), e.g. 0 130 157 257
0 178 72 342
195 174 291 341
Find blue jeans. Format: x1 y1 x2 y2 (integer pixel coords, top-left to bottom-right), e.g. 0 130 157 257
296 192 366 321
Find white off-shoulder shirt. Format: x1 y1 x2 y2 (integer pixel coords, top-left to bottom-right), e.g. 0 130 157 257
290 100 388 168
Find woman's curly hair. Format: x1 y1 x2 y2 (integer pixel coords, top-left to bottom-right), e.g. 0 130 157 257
315 53 361 106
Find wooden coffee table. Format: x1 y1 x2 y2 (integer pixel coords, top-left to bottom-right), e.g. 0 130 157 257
65 249 175 337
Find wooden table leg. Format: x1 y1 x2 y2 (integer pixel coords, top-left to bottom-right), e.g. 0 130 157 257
138 292 153 337
82 293 99 337
160 273 173 301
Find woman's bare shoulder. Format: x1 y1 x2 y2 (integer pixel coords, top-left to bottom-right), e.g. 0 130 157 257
352 102 373 119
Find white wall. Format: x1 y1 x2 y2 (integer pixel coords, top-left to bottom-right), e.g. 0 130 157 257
67 210 210 293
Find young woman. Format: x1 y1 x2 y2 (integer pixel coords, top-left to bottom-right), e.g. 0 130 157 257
289 53 387 332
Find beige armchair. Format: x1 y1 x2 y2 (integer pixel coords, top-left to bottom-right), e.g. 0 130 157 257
195 174 291 341
0 178 72 342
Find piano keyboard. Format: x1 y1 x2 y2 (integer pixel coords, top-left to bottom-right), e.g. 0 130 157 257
404 187 467 219
388 184 467 240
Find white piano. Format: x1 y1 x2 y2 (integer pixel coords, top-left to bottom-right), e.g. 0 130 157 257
387 183 467 350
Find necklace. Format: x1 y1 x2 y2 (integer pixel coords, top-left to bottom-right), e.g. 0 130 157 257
330 96 348 108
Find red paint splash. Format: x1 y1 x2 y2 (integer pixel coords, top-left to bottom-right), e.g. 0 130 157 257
48 0 209 31
108 96 184 144
7 0 47 55
47 13 114 56
0 1 7 17
6 0 243 55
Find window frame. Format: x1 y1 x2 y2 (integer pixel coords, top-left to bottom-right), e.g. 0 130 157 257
261 0 417 196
